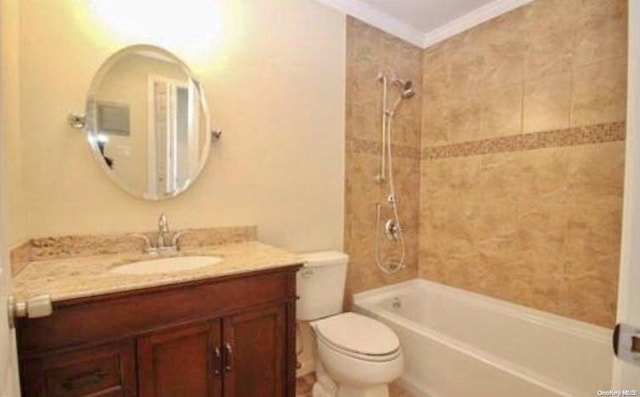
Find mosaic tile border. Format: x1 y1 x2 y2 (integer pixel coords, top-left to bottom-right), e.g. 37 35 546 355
422 122 626 160
349 138 421 160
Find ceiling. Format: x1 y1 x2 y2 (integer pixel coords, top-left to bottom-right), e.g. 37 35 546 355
314 0 535 48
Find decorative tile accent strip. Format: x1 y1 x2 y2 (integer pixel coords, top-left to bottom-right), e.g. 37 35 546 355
349 138 421 160
422 122 626 160
25 226 258 262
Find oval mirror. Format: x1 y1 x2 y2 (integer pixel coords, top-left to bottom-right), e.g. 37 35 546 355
85 44 211 200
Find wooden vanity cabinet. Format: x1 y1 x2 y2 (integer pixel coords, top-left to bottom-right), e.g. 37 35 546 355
16 265 301 397
137 321 221 397
222 305 286 397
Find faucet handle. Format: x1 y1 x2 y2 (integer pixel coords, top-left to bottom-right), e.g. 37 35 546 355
158 213 169 232
171 230 191 251
130 234 153 253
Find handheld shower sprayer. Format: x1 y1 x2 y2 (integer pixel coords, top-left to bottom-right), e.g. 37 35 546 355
374 72 415 275
387 76 415 115
392 77 415 97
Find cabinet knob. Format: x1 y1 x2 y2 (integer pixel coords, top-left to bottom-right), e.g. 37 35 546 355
224 343 233 372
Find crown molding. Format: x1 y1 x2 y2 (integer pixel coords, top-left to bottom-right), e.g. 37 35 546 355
314 0 536 49
422 0 535 48
312 0 425 48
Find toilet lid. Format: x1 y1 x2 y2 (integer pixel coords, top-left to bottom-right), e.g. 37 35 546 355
314 313 400 356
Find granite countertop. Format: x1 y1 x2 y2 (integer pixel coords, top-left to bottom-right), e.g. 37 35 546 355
11 241 303 303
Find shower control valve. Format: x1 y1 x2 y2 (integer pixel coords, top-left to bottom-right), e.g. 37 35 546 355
385 219 401 241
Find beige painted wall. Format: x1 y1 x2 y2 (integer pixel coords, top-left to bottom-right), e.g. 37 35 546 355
0 1 24 395
1 0 25 249
19 0 345 252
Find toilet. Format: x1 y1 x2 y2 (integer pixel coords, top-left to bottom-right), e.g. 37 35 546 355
297 251 403 397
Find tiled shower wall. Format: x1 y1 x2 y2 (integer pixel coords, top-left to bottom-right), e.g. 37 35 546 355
345 0 626 327
419 0 627 327
344 18 422 302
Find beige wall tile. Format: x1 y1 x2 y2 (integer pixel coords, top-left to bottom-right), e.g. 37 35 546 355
421 96 452 147
352 0 626 329
562 144 625 319
443 96 485 144
347 17 422 148
442 31 487 96
476 9 527 88
419 0 626 328
522 0 578 80
478 83 523 139
419 143 624 327
345 18 421 303
571 57 627 127
523 72 571 133
527 273 568 319
421 0 627 142
567 141 626 197
573 0 628 67
563 197 622 279
422 45 450 103
344 153 419 300
564 273 618 328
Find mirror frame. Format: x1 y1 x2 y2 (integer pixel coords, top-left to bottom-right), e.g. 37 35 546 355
85 44 212 200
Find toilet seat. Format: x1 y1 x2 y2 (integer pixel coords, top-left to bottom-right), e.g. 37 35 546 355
313 312 401 362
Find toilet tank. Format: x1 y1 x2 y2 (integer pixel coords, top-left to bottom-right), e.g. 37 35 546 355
296 251 349 321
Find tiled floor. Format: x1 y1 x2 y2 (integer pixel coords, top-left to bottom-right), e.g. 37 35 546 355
295 373 314 397
295 373 415 397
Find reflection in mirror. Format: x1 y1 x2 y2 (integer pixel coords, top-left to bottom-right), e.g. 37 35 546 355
86 45 210 200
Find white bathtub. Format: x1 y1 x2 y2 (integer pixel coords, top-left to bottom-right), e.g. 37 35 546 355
353 279 612 397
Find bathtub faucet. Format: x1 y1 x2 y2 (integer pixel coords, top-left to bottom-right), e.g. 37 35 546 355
392 297 402 310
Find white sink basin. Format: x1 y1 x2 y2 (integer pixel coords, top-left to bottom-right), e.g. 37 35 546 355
110 255 223 275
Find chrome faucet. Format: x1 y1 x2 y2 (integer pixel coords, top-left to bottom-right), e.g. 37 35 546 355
130 214 190 254
157 213 170 249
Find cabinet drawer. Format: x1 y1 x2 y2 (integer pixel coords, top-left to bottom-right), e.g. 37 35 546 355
21 340 136 397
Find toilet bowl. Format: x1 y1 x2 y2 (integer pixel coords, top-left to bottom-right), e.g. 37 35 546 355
296 252 404 397
312 312 403 396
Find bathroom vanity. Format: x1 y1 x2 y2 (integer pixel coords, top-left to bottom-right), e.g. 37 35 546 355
11 238 303 397
9 43 305 396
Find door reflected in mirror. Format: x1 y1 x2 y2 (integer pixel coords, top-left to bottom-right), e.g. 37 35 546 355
86 45 211 200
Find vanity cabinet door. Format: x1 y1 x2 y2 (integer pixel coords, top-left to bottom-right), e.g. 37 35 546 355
20 339 136 397
137 321 223 397
222 305 286 397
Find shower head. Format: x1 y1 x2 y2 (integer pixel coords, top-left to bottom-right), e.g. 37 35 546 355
386 76 415 115
392 77 415 99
